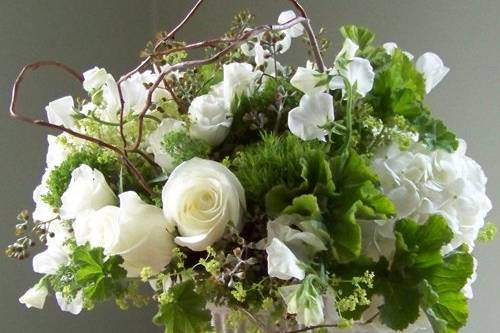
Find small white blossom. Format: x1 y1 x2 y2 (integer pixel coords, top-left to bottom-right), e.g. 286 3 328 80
416 52 450 93
267 238 305 280
146 118 186 172
382 42 414 60
288 92 334 141
83 67 108 92
290 67 328 96
19 284 49 310
45 96 76 129
222 62 257 107
329 57 375 97
56 291 84 315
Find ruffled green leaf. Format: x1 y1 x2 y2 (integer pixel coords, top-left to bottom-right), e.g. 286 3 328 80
153 280 211 333
340 25 375 50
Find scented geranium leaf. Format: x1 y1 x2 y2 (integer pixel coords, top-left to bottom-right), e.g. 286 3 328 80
153 280 211 333
340 25 375 50
266 184 307 218
412 113 459 152
380 217 473 331
370 49 426 120
283 194 321 220
379 281 421 331
72 245 127 302
329 201 362 263
420 246 473 333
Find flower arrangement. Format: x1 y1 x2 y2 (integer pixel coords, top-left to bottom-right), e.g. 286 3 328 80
7 1 495 332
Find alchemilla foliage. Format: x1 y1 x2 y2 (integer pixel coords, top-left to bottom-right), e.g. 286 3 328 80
8 6 493 333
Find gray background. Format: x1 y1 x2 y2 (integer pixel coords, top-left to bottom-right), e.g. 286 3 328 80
0 1 498 332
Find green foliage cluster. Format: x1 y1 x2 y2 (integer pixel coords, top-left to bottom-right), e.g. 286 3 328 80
162 129 211 166
49 245 128 308
377 215 474 332
230 133 330 207
153 280 211 333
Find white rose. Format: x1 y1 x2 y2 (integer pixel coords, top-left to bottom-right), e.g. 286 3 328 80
189 87 231 146
45 96 76 129
288 92 335 141
73 192 175 277
59 165 116 220
222 62 257 107
83 67 108 92
162 158 246 252
146 118 186 172
19 284 49 310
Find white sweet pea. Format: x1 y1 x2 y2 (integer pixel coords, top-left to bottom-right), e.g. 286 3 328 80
73 192 175 277
146 118 186 172
337 38 359 60
189 85 231 146
99 74 121 122
162 158 246 252
59 165 116 220
290 67 328 96
240 34 268 66
45 96 76 129
276 10 304 53
329 57 375 97
120 71 170 114
19 284 49 310
33 219 71 275
382 42 414 60
288 92 334 141
56 291 83 315
83 67 108 92
222 62 257 107
279 279 325 327
46 135 70 169
416 52 450 93
266 238 305 280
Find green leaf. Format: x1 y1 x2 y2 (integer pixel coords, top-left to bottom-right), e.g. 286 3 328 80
153 280 211 333
329 201 362 263
379 217 473 332
283 194 321 220
340 25 375 50
379 281 420 331
412 113 459 152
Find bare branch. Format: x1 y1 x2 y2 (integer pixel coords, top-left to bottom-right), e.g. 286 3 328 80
287 0 326 72
9 61 154 195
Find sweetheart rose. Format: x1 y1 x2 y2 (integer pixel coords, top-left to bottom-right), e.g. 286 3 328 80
162 158 246 251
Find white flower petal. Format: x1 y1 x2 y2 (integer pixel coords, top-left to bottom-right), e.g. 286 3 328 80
290 67 327 96
83 67 108 92
46 96 76 129
266 238 305 280
59 165 116 220
33 246 69 275
146 118 186 172
288 92 334 141
56 291 83 315
416 52 450 93
19 284 48 310
338 38 359 60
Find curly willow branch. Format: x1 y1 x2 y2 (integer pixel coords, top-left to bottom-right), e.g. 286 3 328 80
9 0 324 198
9 61 154 195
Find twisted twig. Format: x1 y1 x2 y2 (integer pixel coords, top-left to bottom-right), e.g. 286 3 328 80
9 61 154 195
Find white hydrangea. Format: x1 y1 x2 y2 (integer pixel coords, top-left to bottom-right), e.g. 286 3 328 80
372 140 492 253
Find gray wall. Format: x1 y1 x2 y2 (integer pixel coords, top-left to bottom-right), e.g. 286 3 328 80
0 1 498 332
